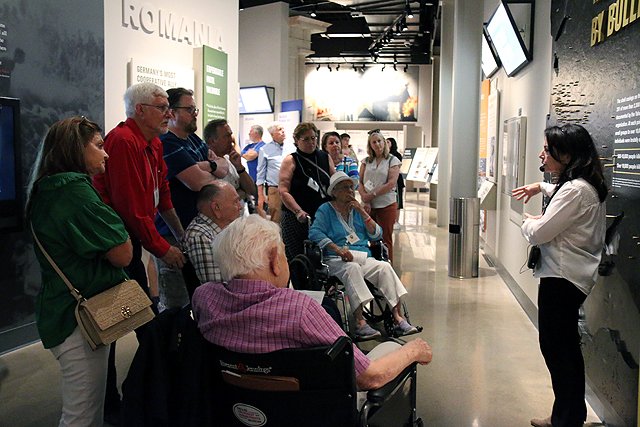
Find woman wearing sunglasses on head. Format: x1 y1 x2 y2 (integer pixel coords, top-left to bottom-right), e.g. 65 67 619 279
358 130 401 262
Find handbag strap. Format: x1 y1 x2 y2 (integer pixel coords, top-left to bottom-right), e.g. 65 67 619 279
30 222 85 302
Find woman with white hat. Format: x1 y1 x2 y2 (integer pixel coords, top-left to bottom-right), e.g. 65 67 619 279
309 172 418 340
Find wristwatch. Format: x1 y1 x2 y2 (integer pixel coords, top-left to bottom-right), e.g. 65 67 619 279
208 160 217 174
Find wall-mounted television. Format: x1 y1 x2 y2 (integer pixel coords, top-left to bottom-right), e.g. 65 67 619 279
481 28 501 79
486 0 532 77
239 85 275 115
0 97 23 232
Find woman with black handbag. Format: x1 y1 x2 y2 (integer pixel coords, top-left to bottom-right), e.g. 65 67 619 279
512 124 607 427
279 122 335 261
27 117 133 427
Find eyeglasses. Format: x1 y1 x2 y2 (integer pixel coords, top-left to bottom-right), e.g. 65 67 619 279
172 106 199 115
141 103 171 114
299 136 318 143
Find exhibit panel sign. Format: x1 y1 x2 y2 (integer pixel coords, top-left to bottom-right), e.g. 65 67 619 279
127 59 194 90
200 45 227 123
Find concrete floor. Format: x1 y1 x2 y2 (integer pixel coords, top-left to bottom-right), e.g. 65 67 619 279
0 193 603 426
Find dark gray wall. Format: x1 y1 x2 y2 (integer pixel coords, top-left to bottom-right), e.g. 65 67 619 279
0 0 104 352
550 1 639 425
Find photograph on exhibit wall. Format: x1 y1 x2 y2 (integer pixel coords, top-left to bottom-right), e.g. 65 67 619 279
305 66 419 122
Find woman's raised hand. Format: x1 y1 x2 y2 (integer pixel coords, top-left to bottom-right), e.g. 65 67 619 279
512 183 541 204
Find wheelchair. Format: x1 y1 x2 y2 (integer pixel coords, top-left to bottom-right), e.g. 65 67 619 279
289 239 422 340
210 336 424 427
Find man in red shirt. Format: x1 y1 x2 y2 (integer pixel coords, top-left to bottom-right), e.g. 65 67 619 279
93 82 186 293
94 83 188 423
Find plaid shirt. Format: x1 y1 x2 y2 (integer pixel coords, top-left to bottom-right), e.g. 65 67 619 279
183 213 223 284
192 279 371 376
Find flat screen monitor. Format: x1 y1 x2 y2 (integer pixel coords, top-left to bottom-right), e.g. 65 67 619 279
481 29 500 78
239 86 275 115
0 97 22 231
486 1 530 77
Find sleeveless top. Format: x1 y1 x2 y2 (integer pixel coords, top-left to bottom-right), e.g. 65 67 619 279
285 149 331 218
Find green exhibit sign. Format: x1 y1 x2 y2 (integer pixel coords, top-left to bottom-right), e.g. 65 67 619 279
201 45 227 122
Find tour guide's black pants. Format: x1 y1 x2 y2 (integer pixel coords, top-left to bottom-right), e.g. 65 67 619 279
538 277 588 427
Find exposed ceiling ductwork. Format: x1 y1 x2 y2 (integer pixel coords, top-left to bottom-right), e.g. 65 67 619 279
239 0 441 66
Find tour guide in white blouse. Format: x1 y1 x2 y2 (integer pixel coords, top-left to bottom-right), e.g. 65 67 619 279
512 124 607 427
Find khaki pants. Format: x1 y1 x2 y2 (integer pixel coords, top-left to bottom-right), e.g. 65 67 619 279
267 187 282 223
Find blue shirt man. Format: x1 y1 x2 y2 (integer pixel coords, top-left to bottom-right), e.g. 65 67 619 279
256 124 285 222
241 124 266 182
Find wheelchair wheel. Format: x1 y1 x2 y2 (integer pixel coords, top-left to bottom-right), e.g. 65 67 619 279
361 293 387 326
289 254 321 291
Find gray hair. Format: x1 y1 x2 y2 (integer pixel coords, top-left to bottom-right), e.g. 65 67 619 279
212 215 283 281
251 125 264 137
267 123 282 136
124 83 168 118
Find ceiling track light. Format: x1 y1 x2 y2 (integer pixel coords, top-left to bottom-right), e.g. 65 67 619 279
404 64 409 72
405 1 414 19
352 63 357 71
316 64 321 71
337 64 340 71
381 64 386 71
328 64 332 72
310 6 317 18
393 64 397 71
361 65 366 72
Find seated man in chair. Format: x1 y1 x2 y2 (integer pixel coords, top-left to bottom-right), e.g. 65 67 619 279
192 214 432 391
309 172 418 340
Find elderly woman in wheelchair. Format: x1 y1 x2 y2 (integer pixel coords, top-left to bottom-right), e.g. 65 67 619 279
309 172 419 340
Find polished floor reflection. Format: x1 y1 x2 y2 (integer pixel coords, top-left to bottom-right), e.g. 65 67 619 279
395 193 601 426
0 192 602 426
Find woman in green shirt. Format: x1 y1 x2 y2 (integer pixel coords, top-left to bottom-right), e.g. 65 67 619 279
27 116 132 427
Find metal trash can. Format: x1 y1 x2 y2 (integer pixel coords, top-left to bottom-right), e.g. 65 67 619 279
448 197 479 278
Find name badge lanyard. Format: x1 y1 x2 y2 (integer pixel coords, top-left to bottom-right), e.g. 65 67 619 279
145 150 160 208
295 152 330 198
331 204 359 245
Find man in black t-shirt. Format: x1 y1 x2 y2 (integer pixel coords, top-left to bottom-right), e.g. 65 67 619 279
155 88 228 310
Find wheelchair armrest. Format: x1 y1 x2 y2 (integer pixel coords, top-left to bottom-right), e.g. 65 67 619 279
325 336 352 361
365 362 417 404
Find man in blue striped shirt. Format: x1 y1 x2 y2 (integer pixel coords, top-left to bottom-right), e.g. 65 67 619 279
256 123 286 222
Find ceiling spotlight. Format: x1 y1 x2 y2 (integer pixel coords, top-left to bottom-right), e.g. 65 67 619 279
316 64 321 71
310 7 317 17
382 64 386 71
361 65 366 72
405 1 414 19
352 63 357 71
401 19 408 32
336 64 340 71
404 64 409 72
393 64 397 71
328 64 332 72
394 55 398 64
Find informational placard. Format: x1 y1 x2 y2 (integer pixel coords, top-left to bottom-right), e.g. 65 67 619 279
407 147 438 182
502 116 527 224
501 116 527 195
612 89 640 190
277 110 300 156
201 45 227 122
400 148 416 175
127 59 194 90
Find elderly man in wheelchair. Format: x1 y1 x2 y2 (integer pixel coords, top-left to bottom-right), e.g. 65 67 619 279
191 214 432 426
308 172 419 340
